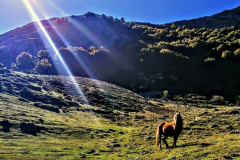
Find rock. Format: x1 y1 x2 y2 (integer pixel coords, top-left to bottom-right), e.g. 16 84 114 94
141 132 146 136
119 131 124 134
112 143 121 147
211 124 218 128
188 129 193 135
79 146 82 149
171 156 176 160
93 152 99 156
79 153 86 158
39 118 44 124
226 125 233 130
21 112 26 116
88 149 95 154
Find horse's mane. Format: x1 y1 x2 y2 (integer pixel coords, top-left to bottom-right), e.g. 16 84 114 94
174 113 183 128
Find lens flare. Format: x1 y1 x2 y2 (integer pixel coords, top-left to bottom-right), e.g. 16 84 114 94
21 0 88 104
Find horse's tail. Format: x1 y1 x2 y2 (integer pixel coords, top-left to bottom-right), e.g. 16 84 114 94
156 123 165 148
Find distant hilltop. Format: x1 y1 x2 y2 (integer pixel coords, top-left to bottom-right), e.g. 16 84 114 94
160 5 240 29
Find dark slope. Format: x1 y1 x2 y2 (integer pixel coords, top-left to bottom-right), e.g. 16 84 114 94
0 13 137 67
0 7 240 101
0 68 146 115
162 5 240 28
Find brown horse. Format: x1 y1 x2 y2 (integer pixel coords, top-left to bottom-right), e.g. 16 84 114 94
156 112 183 149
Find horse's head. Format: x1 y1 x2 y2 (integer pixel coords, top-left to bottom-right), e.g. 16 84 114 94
174 112 183 128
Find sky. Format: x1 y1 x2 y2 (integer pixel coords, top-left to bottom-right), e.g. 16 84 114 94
0 0 239 34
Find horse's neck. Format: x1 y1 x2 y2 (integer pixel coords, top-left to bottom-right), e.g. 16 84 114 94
174 118 182 129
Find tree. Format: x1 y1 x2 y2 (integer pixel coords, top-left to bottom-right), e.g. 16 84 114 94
120 17 126 23
37 50 49 59
16 52 33 69
233 48 240 57
34 58 53 74
171 23 176 29
221 50 232 59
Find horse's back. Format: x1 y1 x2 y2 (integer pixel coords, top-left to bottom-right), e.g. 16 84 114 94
162 122 176 137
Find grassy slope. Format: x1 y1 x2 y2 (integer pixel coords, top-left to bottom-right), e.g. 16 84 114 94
0 93 239 159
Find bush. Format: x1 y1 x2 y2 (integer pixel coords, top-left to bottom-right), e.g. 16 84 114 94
221 50 232 59
83 12 96 17
100 14 107 19
16 52 33 69
120 17 126 23
37 50 49 59
163 90 168 97
11 63 16 69
233 48 240 57
204 57 215 63
35 58 53 74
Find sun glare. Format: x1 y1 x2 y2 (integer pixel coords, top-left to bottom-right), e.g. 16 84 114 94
21 0 88 104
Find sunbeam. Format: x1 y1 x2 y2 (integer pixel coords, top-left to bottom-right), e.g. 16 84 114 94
21 0 88 104
30 0 105 91
40 0 125 72
26 0 105 128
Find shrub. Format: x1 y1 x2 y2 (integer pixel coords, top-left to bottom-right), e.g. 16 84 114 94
11 63 16 69
37 50 49 59
216 44 226 52
171 23 176 29
129 21 136 27
221 50 232 59
204 57 215 63
34 58 53 74
100 14 107 19
107 16 114 23
52 18 69 26
16 52 33 69
233 48 240 57
163 90 168 97
120 17 126 23
83 12 96 17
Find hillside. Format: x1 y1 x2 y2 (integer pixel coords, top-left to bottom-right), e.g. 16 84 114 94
0 68 240 159
1 7 240 102
161 5 240 28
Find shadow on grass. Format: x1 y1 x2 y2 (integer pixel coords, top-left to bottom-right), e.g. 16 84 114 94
178 142 212 148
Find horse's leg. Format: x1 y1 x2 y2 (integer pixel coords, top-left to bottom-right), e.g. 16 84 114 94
172 136 178 148
159 132 162 149
163 135 169 148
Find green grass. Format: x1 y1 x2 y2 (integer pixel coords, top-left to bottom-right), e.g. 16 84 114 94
0 96 240 159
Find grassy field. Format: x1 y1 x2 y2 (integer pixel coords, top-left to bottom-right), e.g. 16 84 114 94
0 94 240 160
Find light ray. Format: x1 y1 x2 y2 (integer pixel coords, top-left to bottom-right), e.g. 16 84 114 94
31 0 103 87
27 0 105 128
21 0 88 104
47 0 102 46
